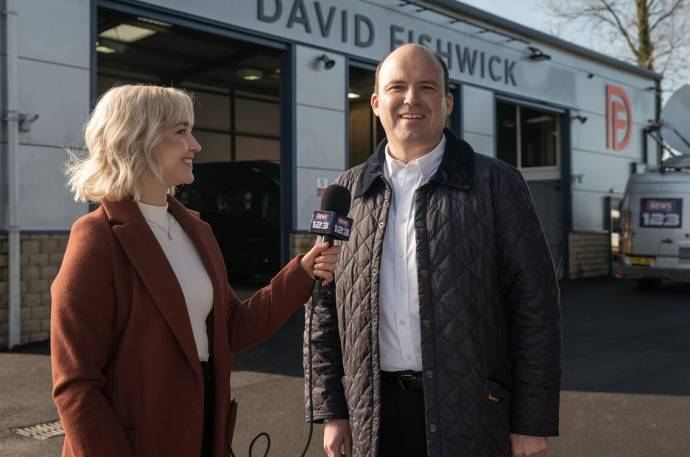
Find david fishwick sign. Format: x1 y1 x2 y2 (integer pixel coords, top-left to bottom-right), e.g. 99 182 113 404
257 0 519 86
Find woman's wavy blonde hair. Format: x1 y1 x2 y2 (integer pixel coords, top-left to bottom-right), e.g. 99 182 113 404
66 84 194 203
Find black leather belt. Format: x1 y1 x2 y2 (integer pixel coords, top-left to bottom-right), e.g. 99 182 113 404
381 371 424 390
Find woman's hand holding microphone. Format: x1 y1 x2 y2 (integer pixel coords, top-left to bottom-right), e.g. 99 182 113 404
300 242 341 285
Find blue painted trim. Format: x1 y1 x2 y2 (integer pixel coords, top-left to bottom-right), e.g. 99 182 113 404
450 83 462 137
89 0 99 214
280 44 296 263
561 111 573 278
229 89 236 161
90 0 97 108
493 90 570 113
492 90 497 157
344 57 350 170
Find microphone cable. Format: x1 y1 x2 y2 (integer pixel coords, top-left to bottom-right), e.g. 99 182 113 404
297 285 319 457
228 280 322 457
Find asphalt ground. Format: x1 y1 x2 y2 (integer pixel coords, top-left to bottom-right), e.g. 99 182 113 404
1 277 689 457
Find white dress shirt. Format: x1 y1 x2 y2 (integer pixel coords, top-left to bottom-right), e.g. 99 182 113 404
137 201 214 362
378 135 446 372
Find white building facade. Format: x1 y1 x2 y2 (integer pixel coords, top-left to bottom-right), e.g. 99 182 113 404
0 0 659 347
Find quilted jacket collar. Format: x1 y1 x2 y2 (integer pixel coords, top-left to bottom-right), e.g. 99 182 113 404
354 128 475 198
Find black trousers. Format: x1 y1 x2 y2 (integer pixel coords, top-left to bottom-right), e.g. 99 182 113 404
201 361 214 457
379 372 428 457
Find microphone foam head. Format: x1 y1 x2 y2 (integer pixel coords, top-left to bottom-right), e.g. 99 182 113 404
320 184 351 215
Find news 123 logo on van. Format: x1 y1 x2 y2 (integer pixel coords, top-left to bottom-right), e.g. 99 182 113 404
640 198 683 228
605 85 633 151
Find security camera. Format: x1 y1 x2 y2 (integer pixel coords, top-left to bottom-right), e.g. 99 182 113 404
317 54 336 70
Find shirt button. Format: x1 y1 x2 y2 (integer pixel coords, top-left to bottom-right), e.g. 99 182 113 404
400 320 406 326
406 354 412 360
425 370 434 379
422 320 431 328
429 424 437 433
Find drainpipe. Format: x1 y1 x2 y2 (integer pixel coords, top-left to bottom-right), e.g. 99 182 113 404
4 0 21 349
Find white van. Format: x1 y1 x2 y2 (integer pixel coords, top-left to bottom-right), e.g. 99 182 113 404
613 167 690 287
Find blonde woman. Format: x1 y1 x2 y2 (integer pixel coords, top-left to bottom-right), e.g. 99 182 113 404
50 84 340 457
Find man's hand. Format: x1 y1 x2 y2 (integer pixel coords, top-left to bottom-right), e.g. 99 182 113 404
323 419 352 457
511 434 548 457
300 242 341 285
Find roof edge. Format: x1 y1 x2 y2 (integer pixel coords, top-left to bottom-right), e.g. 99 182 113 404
420 0 662 81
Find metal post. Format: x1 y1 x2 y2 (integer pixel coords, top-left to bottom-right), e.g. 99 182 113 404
4 0 21 349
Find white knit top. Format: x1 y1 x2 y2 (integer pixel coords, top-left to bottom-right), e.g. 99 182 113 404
137 201 214 362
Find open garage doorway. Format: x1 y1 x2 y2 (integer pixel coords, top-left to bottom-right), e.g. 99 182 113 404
96 8 285 284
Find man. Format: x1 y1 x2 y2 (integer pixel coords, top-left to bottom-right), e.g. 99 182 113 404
304 44 561 457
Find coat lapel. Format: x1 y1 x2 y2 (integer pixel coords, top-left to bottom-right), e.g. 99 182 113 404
103 198 208 389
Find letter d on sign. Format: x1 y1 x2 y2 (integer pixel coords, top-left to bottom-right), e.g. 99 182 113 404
605 84 633 151
258 0 282 23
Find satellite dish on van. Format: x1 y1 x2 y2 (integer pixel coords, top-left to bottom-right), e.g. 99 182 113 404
660 84 690 156
661 154 690 169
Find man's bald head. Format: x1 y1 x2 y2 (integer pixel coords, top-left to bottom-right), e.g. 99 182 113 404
374 44 449 95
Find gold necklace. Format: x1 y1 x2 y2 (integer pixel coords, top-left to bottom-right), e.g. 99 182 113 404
145 212 173 241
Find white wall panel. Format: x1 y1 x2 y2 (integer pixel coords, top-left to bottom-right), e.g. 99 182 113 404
571 148 632 195
295 47 345 111
17 60 89 149
293 45 347 231
573 69 656 121
570 112 644 161
0 143 6 228
17 145 88 230
17 0 90 68
0 56 5 130
296 105 345 170
462 86 494 137
461 132 495 158
295 168 344 231
571 190 610 232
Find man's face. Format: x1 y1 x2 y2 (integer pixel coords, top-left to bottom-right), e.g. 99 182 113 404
371 46 453 153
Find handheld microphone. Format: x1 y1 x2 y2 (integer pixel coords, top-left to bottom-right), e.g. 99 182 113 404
300 184 352 457
310 184 352 247
309 184 352 298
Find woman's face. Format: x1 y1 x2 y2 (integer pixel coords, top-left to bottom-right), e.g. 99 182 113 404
153 119 202 187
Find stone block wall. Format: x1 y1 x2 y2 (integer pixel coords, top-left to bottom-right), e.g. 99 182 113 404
0 234 68 349
569 231 611 279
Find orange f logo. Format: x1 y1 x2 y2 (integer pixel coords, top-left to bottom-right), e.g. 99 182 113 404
606 85 633 151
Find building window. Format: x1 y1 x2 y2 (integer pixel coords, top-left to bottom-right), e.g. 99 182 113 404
496 101 560 170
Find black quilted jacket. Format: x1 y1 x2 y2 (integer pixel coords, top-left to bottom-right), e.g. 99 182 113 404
304 129 561 457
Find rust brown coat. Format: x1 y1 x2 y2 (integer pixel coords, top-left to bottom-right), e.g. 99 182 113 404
51 196 312 457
